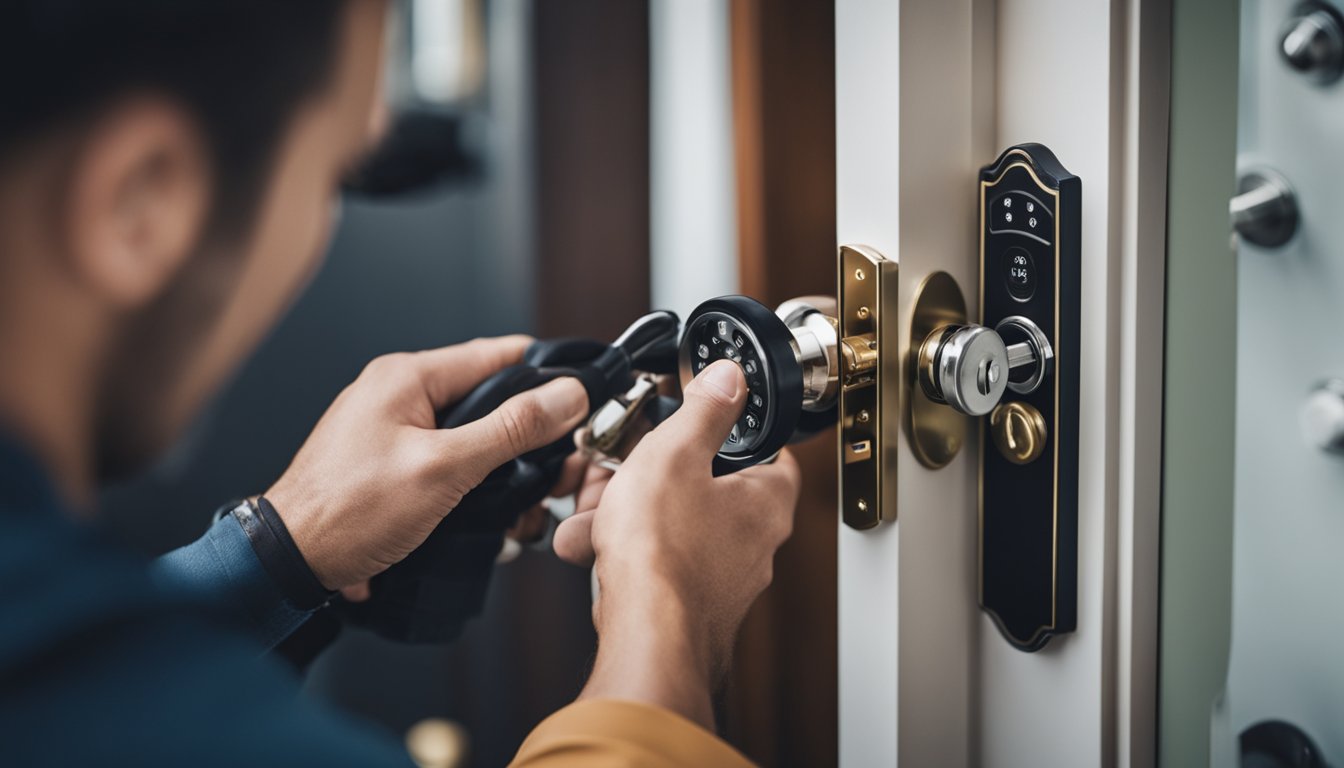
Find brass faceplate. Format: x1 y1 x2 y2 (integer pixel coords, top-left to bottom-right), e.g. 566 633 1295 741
838 245 897 529
908 271 969 468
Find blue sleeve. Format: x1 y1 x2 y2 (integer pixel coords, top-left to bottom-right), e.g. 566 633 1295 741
0 502 416 767
150 512 313 649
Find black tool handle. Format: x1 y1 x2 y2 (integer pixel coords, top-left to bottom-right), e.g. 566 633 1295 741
337 346 611 643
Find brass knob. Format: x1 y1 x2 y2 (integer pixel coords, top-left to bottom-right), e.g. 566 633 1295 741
989 401 1047 465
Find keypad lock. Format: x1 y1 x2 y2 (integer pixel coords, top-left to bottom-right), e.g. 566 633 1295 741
676 295 850 475
679 298 811 473
903 144 1081 651
910 143 1081 651
674 247 895 528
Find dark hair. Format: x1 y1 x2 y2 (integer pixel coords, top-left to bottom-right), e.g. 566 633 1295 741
0 1 351 239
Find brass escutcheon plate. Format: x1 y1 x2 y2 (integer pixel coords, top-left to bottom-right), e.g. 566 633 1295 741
908 271 969 468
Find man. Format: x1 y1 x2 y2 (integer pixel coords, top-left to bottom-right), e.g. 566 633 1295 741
0 1 800 765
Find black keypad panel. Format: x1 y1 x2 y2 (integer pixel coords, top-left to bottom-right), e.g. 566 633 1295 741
989 191 1054 245
978 144 1080 652
686 313 771 454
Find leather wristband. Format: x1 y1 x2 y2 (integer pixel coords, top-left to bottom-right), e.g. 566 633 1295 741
227 497 334 611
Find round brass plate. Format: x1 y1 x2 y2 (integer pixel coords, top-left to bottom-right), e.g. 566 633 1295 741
989 401 1047 465
908 271 968 468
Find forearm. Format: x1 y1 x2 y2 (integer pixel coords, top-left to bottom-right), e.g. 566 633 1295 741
579 578 720 731
150 510 315 649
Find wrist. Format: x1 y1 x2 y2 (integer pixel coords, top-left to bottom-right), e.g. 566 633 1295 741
262 482 337 591
582 577 719 730
223 497 335 609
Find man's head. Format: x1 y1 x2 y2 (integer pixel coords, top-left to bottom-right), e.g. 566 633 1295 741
0 1 390 486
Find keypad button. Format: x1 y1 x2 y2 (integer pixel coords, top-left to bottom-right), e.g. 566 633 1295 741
751 393 764 409
745 413 760 430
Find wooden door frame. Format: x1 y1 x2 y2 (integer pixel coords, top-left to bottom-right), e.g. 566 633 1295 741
725 1 839 765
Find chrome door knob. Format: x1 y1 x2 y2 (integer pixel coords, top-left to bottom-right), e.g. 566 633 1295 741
1281 3 1344 83
1231 169 1299 249
918 316 1055 418
918 325 1008 416
1301 379 1344 452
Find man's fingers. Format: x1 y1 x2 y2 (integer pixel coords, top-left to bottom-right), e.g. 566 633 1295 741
407 335 532 409
644 359 745 462
443 377 588 485
553 510 596 567
575 463 613 514
549 452 590 500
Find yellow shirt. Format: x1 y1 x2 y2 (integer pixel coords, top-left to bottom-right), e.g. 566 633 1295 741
511 700 755 768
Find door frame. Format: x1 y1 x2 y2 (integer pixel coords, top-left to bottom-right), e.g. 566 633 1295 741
835 1 1171 764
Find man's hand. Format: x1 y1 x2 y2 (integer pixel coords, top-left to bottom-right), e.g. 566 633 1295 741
552 359 801 729
266 336 589 591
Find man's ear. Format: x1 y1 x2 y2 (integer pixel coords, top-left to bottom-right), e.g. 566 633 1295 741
65 98 211 309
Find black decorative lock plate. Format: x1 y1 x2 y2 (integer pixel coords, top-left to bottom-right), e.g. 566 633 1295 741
979 144 1080 652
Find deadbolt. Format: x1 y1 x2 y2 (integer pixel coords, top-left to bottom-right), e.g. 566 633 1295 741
916 316 1053 417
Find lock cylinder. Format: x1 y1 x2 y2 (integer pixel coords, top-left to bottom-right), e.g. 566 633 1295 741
916 316 1053 417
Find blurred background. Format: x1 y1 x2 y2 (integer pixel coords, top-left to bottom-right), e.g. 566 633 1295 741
100 0 838 765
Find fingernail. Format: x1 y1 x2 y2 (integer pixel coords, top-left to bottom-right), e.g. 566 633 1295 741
538 377 589 421
699 359 742 400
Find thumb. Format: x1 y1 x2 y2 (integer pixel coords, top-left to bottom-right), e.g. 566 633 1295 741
445 377 589 486
655 359 746 459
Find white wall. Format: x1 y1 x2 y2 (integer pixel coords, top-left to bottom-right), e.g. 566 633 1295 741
648 0 738 318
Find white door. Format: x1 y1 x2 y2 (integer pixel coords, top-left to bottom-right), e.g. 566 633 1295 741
835 1 1170 765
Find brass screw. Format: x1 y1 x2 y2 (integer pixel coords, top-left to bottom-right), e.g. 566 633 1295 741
856 410 870 423
855 268 866 281
857 306 870 320
857 499 869 514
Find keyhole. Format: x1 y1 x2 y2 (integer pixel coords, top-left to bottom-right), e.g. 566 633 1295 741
977 358 1002 396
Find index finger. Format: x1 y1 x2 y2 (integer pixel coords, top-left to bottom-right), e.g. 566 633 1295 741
408 335 532 409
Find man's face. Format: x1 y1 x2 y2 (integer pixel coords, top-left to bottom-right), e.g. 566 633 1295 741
97 0 391 475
